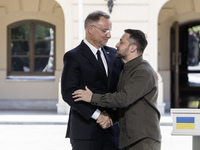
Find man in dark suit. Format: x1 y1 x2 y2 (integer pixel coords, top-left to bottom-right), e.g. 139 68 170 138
61 11 123 150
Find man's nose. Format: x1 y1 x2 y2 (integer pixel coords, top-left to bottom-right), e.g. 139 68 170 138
106 31 111 38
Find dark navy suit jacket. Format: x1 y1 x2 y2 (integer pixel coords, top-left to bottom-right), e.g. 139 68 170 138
61 41 123 140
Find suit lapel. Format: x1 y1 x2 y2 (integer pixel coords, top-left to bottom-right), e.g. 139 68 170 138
80 41 108 83
101 47 113 87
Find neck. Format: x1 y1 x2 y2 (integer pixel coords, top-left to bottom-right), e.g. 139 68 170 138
85 36 100 49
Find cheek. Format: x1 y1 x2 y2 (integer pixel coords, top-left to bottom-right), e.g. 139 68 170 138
118 45 126 51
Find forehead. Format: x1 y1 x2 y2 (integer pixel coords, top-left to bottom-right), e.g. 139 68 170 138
97 17 112 26
121 33 130 41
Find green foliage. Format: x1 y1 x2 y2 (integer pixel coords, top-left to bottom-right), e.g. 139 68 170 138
35 25 51 39
188 25 200 33
11 24 29 39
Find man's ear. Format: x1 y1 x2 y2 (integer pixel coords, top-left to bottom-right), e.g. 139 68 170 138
129 44 137 53
87 25 93 34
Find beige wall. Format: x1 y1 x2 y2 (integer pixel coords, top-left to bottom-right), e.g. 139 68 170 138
1 0 174 113
0 0 64 101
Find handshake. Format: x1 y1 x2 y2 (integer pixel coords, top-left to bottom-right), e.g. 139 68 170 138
97 111 113 129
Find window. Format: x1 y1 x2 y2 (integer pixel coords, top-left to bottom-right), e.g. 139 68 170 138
7 20 55 76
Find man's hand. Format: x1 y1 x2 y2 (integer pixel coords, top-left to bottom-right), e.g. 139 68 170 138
72 86 92 102
97 111 113 129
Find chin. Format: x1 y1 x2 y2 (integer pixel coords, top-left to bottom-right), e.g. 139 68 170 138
103 40 108 44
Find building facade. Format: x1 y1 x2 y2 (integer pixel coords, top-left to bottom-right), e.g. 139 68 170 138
1 0 199 115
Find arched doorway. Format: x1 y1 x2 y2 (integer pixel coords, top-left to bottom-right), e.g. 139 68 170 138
158 0 200 110
171 21 200 108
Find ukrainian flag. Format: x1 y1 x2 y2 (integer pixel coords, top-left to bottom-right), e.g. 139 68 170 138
176 117 195 129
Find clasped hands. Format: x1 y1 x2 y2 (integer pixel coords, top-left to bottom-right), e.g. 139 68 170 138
97 111 113 129
72 86 113 129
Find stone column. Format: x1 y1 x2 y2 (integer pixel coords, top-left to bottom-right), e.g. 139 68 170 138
56 0 73 114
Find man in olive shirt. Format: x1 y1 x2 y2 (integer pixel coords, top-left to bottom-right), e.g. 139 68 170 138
73 29 162 150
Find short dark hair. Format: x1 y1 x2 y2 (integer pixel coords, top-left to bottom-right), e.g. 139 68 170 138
84 11 110 29
124 29 148 54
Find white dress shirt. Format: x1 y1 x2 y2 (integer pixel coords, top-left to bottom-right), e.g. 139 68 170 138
83 39 108 76
83 39 109 120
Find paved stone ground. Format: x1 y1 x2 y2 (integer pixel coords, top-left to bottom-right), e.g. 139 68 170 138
0 110 192 150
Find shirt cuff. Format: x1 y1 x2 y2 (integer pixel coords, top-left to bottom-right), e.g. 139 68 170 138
91 109 101 120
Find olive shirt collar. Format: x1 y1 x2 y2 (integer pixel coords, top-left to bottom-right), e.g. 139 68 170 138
123 55 143 70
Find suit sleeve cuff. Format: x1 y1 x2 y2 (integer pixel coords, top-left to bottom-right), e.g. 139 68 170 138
91 109 101 120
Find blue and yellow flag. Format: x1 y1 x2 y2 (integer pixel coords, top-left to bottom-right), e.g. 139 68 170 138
176 117 195 129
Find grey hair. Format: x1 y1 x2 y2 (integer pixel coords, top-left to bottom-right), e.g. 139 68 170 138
84 11 110 29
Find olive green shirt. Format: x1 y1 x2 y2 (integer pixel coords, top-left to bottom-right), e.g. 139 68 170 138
91 56 162 148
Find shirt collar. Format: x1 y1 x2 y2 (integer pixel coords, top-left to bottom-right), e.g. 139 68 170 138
83 39 101 56
124 55 143 70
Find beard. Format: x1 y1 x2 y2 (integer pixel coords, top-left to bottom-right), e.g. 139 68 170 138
116 47 129 60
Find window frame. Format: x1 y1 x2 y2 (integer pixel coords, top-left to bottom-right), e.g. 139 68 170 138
7 20 56 76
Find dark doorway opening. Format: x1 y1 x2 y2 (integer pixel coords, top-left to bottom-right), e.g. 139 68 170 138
171 21 200 108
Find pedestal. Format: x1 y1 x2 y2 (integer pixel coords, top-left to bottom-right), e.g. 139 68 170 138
171 109 200 150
